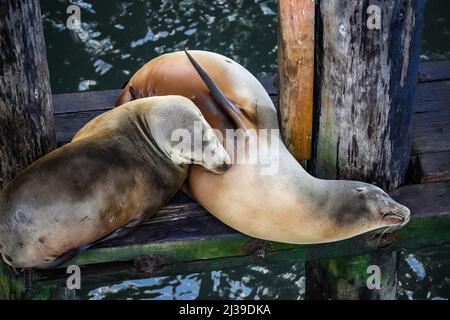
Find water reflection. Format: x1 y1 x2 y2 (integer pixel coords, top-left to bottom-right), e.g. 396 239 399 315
41 0 278 94
77 248 450 300
398 247 450 300
80 262 305 300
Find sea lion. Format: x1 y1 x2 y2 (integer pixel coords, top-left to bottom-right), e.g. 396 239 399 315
116 50 411 244
0 96 230 268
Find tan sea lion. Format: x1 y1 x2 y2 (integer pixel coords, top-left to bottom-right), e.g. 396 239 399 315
116 50 411 244
0 96 230 269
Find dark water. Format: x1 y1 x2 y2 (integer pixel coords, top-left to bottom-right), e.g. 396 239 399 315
40 0 450 299
41 0 277 94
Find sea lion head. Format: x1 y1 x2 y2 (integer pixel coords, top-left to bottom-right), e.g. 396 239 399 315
144 95 231 174
326 181 410 241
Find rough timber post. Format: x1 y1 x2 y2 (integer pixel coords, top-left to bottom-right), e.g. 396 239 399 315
0 0 56 299
312 0 426 192
306 0 426 300
277 0 315 162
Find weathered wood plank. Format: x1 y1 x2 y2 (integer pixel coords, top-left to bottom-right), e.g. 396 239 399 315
35 211 450 284
256 75 277 96
412 109 450 155
390 182 450 217
32 184 450 286
53 87 450 148
52 89 121 114
52 76 276 114
418 151 450 183
30 181 450 274
418 60 450 82
277 0 315 161
55 110 105 144
413 80 450 113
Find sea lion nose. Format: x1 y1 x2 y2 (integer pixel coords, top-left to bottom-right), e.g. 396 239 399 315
219 163 231 172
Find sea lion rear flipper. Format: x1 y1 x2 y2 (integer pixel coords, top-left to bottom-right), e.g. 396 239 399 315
116 85 137 107
184 50 253 130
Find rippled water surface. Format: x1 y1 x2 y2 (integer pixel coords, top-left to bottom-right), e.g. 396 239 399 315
40 0 450 300
41 0 277 93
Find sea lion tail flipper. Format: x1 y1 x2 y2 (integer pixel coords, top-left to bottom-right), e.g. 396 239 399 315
184 49 251 130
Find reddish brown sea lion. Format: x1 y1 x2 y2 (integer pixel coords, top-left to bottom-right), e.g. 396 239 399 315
116 50 411 244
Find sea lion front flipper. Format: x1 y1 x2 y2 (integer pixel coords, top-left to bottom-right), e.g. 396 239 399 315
93 218 144 245
36 219 143 270
36 245 91 270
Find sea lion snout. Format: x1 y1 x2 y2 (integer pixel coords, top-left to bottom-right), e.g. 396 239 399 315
208 162 232 175
380 202 410 226
219 163 231 172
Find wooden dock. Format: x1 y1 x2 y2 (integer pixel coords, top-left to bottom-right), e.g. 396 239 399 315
30 60 450 286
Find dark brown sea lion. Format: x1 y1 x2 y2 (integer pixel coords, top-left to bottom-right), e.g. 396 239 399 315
115 50 411 244
0 96 229 268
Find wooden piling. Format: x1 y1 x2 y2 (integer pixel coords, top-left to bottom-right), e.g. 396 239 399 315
306 0 426 300
277 0 315 162
0 0 56 189
312 0 426 192
0 0 56 299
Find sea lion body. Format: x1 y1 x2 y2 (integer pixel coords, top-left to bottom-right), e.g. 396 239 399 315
0 96 229 268
188 132 408 243
116 50 411 244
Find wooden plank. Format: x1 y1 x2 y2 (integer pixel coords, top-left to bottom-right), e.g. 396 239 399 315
52 89 120 114
49 64 448 116
413 80 450 113
30 181 450 277
390 182 450 218
54 92 450 149
257 75 277 96
277 0 315 161
51 76 276 114
418 60 450 82
55 110 105 144
412 109 450 155
35 212 450 284
418 151 450 183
